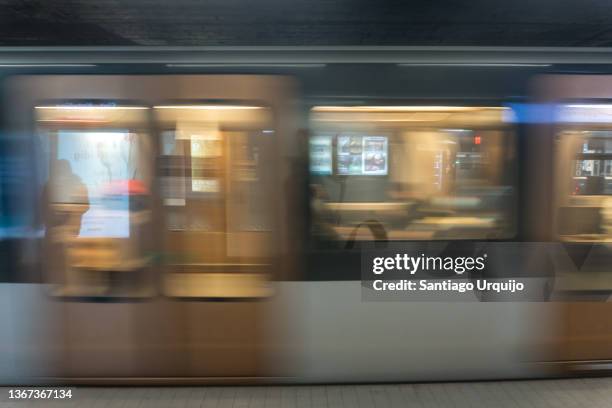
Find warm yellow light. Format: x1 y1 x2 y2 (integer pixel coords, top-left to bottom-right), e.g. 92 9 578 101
311 106 506 112
314 117 449 122
153 105 263 110
36 119 110 123
35 106 149 110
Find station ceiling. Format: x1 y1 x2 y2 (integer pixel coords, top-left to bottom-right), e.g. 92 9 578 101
1 0 612 47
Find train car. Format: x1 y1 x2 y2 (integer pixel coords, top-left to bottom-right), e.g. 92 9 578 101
1 47 612 384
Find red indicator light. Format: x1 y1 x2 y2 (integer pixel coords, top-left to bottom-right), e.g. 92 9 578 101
474 135 481 145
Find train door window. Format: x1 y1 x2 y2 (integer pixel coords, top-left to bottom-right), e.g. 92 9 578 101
35 103 154 298
555 104 612 242
154 104 275 298
309 106 517 244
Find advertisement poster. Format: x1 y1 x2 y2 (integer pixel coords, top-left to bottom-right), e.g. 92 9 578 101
337 135 363 175
362 136 388 175
309 135 333 175
337 134 388 176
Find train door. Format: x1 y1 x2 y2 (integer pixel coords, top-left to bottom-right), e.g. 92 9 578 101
29 101 156 377
153 103 277 376
537 75 612 366
7 74 298 380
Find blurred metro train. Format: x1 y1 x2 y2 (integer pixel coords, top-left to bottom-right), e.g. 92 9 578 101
2 47 612 384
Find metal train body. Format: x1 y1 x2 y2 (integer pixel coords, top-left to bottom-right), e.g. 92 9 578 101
1 47 612 384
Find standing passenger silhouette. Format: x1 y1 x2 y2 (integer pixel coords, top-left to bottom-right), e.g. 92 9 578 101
40 159 89 287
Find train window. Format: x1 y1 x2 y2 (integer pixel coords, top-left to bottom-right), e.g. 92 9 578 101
566 131 612 195
154 104 275 298
34 104 154 297
309 106 517 243
554 104 612 242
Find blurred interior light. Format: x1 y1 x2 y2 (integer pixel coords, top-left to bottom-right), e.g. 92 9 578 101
565 104 612 109
36 119 110 123
35 105 148 110
312 106 505 112
154 105 263 110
